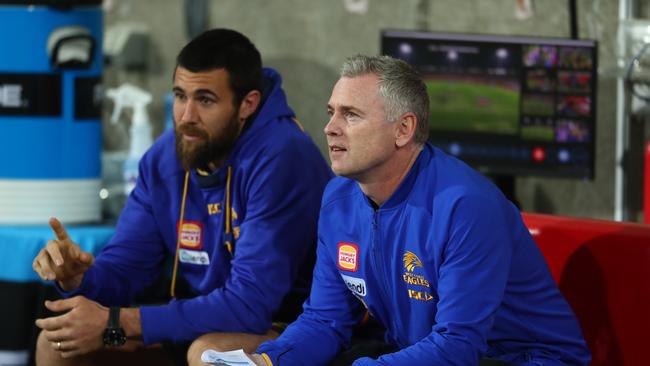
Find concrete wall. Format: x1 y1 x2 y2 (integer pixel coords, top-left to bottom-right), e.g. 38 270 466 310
104 0 625 220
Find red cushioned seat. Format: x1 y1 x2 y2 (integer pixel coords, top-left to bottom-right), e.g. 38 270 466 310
522 213 650 366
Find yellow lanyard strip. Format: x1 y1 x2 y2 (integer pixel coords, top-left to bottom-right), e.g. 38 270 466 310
224 166 234 256
170 171 190 298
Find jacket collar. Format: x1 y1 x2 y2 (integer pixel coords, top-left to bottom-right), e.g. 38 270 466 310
361 143 433 210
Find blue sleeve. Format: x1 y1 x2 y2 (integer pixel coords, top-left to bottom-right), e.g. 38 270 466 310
353 194 514 365
139 141 330 344
256 237 364 366
58 158 167 306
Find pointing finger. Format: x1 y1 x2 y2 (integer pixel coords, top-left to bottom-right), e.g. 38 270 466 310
49 217 70 242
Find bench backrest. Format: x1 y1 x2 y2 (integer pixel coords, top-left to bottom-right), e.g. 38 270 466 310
522 212 650 366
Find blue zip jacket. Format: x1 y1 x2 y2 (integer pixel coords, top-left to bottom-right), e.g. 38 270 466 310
60 68 333 345
258 144 590 365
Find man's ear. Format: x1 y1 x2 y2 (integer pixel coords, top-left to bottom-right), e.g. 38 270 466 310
238 90 262 122
395 112 417 148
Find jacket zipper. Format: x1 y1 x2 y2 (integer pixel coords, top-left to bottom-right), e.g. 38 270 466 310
370 210 398 344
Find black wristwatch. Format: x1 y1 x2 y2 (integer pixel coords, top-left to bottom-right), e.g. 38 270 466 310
102 307 126 347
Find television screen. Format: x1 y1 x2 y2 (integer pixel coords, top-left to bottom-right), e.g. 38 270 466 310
381 30 598 179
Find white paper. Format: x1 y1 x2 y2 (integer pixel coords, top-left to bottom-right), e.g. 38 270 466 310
200 349 257 366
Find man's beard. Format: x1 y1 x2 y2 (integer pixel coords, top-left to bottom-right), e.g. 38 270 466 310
175 115 241 171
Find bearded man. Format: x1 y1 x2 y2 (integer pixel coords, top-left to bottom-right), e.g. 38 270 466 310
32 28 332 366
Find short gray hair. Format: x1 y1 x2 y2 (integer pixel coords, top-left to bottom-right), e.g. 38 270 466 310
340 55 429 144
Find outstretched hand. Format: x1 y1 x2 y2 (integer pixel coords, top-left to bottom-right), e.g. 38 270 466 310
32 217 95 291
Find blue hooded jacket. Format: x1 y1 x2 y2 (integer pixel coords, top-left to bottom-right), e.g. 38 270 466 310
60 68 333 344
258 144 590 366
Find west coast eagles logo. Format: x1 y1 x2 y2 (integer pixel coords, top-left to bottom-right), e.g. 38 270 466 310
402 250 434 302
403 251 423 272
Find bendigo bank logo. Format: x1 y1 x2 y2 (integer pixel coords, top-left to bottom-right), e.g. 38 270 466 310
338 242 359 272
178 220 203 249
402 251 434 302
341 274 366 297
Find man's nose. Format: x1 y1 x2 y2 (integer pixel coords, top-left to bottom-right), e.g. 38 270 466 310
179 101 198 123
324 114 341 136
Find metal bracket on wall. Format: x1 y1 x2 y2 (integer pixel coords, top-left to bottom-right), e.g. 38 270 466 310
185 0 209 41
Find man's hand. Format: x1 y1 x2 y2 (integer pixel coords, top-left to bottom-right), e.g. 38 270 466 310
32 217 94 291
35 296 108 358
248 353 269 366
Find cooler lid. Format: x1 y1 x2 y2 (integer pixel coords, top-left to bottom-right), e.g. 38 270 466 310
0 0 102 6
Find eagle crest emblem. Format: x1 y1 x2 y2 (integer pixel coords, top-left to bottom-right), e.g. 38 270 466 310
403 251 423 273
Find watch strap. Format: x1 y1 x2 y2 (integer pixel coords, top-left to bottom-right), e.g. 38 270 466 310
107 307 121 329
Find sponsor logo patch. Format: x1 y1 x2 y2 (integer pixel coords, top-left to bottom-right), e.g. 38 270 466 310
402 250 435 302
338 242 359 272
341 274 366 297
178 221 203 249
408 289 434 301
179 249 210 265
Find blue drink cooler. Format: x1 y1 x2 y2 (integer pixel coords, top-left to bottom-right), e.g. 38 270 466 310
0 2 103 224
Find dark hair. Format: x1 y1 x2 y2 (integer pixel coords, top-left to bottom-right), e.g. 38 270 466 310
175 28 262 106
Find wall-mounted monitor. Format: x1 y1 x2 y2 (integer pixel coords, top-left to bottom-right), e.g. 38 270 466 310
381 29 598 179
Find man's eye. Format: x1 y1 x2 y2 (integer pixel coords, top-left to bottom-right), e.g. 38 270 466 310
344 111 358 119
200 97 214 105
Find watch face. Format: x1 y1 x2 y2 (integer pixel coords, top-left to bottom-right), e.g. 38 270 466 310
102 328 126 347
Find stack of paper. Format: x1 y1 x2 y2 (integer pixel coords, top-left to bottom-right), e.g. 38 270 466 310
200 349 257 366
